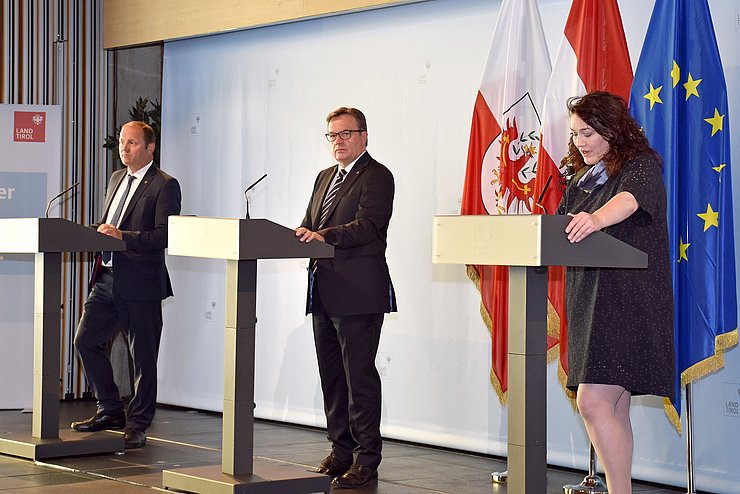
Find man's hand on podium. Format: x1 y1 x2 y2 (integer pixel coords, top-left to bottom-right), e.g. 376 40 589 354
97 223 123 240
295 227 325 243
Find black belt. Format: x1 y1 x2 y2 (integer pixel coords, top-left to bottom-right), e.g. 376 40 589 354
100 266 114 275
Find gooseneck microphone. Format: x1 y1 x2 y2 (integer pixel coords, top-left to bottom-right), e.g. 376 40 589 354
45 181 80 218
243 173 267 219
560 167 576 215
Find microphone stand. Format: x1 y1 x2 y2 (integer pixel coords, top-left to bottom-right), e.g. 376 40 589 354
244 173 267 219
534 174 553 214
45 181 80 218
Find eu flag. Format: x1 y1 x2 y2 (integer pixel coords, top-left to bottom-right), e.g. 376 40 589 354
629 0 738 429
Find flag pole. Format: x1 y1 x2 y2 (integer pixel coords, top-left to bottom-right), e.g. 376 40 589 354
685 383 697 494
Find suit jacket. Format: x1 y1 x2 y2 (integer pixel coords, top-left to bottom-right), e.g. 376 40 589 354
95 165 182 301
301 151 396 316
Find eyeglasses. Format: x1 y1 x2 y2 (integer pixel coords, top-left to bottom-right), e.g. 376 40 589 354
325 129 364 142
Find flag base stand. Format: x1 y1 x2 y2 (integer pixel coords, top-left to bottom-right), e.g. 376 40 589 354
491 470 507 484
563 444 608 493
562 475 608 494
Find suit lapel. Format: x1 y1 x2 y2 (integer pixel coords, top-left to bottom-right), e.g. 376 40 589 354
119 166 157 227
319 152 371 227
102 170 126 219
312 167 336 227
340 153 369 192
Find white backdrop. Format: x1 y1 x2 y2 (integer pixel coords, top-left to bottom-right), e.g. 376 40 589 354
158 1 740 491
0 104 62 408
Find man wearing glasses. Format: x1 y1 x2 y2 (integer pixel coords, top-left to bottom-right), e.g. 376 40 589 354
296 107 396 488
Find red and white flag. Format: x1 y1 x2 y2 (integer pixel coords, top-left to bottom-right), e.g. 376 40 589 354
460 0 551 400
532 0 633 387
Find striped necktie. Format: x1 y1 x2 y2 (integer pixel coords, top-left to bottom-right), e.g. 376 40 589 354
318 169 346 229
102 174 135 264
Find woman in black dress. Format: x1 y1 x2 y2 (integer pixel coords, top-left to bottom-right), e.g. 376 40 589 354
558 91 675 494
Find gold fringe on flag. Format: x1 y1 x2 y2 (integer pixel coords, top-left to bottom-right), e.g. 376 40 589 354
547 301 577 410
664 397 682 432
546 302 561 365
466 265 508 405
664 327 739 433
489 368 508 406
466 264 580 408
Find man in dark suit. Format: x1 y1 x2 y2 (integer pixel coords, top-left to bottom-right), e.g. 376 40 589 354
296 107 396 488
71 121 181 449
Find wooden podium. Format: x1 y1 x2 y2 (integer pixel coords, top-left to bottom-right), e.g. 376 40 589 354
163 216 334 494
432 214 647 494
0 218 126 459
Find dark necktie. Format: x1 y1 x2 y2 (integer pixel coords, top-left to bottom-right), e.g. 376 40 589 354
318 169 346 229
310 168 346 276
102 175 135 264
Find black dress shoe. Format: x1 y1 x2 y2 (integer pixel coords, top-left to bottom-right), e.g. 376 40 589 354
332 463 378 488
314 452 352 477
124 428 147 449
71 412 125 432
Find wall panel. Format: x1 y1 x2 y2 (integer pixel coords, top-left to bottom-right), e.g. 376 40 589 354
1 0 108 399
103 0 427 48
159 1 740 492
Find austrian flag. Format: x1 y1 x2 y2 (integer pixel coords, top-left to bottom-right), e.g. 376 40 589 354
532 0 633 391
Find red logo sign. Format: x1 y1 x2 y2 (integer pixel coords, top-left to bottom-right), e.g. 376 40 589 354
14 111 47 143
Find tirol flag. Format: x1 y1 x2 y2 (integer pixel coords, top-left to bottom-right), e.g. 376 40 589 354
629 0 737 430
531 0 632 390
460 0 551 400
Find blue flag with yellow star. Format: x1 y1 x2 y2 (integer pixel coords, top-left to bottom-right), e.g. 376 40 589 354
629 0 737 429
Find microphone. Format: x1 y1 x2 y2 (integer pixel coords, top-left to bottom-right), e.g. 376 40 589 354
561 167 576 215
534 175 553 213
243 173 267 219
45 181 80 218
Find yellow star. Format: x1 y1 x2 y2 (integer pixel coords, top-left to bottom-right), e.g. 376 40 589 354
713 163 726 173
683 73 701 100
697 203 719 231
644 83 663 110
678 238 690 262
704 108 724 136
671 60 680 88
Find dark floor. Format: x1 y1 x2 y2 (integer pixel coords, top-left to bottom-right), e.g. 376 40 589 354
0 401 690 493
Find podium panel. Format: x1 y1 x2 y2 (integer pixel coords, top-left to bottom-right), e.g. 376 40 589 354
163 461 332 494
432 214 647 268
0 218 126 253
432 214 646 494
165 216 332 494
0 218 126 459
168 216 334 260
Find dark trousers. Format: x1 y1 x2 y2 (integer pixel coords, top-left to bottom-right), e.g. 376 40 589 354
73 271 163 431
312 281 384 469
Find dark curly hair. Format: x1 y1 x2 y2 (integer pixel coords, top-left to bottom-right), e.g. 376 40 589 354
561 91 660 176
